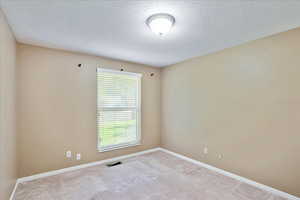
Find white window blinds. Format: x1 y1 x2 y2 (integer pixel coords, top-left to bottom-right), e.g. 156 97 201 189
97 68 141 151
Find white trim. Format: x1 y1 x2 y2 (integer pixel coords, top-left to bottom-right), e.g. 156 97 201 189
136 72 142 146
96 67 143 77
99 142 141 152
159 148 300 200
17 148 160 183
9 180 19 200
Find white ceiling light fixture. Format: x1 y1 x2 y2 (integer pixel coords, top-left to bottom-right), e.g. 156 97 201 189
146 13 175 36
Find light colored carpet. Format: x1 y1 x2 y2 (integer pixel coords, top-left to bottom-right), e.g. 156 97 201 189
14 151 290 200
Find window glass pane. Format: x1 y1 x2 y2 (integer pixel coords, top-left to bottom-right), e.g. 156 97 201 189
97 69 141 150
98 72 137 108
98 110 137 147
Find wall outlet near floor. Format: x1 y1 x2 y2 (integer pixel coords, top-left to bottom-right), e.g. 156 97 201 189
204 147 208 154
66 151 72 158
218 154 223 159
76 153 81 160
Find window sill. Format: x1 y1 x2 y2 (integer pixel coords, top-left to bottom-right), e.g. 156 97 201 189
98 142 141 153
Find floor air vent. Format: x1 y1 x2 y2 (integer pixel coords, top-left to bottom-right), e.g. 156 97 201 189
106 161 122 167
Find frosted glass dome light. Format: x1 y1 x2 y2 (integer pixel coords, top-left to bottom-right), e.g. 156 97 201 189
146 13 175 36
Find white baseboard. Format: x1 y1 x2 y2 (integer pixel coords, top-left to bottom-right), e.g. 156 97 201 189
9 180 19 200
18 147 161 183
159 147 299 200
12 147 299 200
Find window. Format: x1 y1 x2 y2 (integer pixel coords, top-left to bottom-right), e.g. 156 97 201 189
97 68 142 152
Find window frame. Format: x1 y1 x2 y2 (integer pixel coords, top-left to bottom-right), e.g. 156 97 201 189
96 68 142 152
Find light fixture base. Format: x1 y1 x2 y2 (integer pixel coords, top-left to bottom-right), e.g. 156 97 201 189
146 13 175 36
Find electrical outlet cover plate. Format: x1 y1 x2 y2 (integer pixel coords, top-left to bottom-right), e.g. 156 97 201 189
66 151 72 158
204 147 208 154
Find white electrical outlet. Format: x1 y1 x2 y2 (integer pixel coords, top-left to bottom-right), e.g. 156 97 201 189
218 154 223 159
76 153 81 160
66 151 72 158
204 147 208 154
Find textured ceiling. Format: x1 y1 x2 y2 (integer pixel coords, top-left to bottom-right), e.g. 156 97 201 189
1 0 300 67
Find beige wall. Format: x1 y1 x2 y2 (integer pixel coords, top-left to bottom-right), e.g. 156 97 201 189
17 44 161 177
0 9 17 200
161 28 300 197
